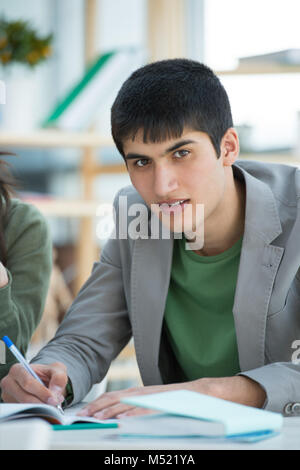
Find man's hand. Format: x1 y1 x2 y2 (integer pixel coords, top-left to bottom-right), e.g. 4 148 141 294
0 362 68 406
77 381 195 420
77 375 266 419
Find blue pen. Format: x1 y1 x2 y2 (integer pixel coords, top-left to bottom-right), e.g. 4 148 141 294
2 335 64 414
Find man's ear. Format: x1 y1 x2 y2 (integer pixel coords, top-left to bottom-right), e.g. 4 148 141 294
220 128 239 166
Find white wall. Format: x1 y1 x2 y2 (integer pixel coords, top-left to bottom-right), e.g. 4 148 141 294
186 0 205 62
98 0 147 52
204 0 300 151
51 0 85 101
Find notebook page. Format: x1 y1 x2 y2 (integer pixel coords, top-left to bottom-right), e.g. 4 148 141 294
0 403 61 423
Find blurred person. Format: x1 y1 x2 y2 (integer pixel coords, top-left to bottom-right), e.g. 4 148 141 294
30 247 73 348
2 59 300 418
0 152 52 385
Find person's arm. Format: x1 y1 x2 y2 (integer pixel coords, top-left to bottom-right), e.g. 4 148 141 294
0 201 52 380
28 233 132 405
20 188 133 405
0 189 132 405
238 363 300 413
1 236 132 405
74 375 265 420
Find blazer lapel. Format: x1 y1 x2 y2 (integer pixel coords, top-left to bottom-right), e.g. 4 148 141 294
233 165 284 371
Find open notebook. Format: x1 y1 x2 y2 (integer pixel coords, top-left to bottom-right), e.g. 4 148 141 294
0 403 117 428
120 390 283 439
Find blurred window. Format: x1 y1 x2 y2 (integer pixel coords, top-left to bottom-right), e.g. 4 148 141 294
204 0 300 152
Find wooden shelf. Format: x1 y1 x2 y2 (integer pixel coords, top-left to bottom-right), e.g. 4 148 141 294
91 163 126 175
217 65 300 75
0 129 113 148
23 198 101 218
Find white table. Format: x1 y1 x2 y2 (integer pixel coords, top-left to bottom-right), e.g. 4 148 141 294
0 419 52 450
1 405 300 450
49 417 300 450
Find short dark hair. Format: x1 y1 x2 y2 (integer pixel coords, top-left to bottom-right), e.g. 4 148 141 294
111 58 233 158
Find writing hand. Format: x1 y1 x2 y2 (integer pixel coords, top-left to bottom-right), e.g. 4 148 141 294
0 362 68 407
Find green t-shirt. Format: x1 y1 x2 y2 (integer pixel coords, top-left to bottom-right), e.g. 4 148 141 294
164 236 242 381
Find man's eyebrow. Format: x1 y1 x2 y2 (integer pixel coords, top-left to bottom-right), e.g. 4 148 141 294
124 139 197 160
125 152 149 161
165 139 197 154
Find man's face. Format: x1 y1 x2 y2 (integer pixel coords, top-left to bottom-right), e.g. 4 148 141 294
123 128 233 237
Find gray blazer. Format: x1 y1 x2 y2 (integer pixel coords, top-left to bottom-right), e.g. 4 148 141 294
33 160 300 414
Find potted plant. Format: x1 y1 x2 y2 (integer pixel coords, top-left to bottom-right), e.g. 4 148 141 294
0 18 53 69
0 18 53 130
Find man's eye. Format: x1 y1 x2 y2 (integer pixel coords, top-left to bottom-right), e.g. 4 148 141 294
173 149 189 159
135 159 149 167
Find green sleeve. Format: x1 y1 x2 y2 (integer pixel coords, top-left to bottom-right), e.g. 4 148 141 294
0 200 52 380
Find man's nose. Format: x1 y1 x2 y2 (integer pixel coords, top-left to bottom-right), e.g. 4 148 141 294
153 164 178 198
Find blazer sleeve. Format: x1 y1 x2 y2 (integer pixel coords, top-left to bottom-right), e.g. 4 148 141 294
239 363 300 413
31 190 132 404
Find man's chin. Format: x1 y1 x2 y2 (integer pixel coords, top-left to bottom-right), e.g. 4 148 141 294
160 220 195 236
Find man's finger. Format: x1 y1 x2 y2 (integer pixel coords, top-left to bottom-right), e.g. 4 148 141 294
78 388 139 417
3 363 67 405
47 362 68 401
1 374 46 404
7 364 52 403
92 404 135 420
77 392 120 416
1 391 16 403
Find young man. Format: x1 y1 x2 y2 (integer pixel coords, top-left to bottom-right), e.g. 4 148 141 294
2 59 300 418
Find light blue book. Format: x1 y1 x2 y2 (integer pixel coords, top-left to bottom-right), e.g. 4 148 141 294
120 390 283 439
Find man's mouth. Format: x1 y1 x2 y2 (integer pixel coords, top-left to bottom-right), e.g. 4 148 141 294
157 199 190 213
158 198 190 206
